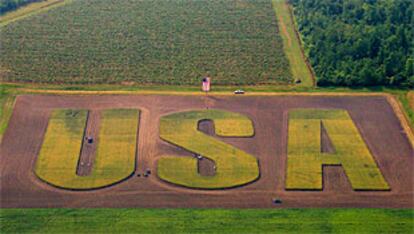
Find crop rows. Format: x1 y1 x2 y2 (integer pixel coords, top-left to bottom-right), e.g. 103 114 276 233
0 0 292 85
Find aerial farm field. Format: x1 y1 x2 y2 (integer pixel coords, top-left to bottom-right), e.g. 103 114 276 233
272 0 314 86
1 94 412 208
0 0 292 85
36 109 139 189
0 0 413 232
158 110 259 189
286 109 389 190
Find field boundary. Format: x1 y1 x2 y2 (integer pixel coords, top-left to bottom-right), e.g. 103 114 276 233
0 0 72 27
11 88 400 96
286 2 317 85
385 94 414 149
272 0 315 87
408 91 414 110
1 208 413 233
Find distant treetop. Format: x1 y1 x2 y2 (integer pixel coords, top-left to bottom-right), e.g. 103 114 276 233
0 0 44 15
290 0 414 87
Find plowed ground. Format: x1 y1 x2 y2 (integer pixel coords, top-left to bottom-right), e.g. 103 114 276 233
0 95 412 208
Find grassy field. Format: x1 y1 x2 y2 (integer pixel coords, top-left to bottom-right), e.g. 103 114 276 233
0 0 291 85
91 109 139 188
0 0 71 26
35 109 139 189
0 87 15 142
1 208 413 233
286 109 389 190
35 109 88 188
158 110 259 189
408 91 414 111
272 0 313 87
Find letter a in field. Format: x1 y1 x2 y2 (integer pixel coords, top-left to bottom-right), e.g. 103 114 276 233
286 109 389 190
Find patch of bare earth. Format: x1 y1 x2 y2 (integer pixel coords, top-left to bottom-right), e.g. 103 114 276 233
0 95 412 208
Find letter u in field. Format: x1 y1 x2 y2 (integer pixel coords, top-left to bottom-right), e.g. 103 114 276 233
285 109 390 191
157 109 259 189
35 109 140 190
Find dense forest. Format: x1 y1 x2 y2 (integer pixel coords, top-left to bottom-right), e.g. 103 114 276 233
290 0 414 87
0 0 43 15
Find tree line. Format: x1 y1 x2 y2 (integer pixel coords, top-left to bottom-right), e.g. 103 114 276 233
290 0 413 87
0 0 44 15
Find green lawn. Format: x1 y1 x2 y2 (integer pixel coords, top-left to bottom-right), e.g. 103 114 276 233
1 208 413 233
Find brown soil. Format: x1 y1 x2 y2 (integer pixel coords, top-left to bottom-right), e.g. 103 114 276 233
198 158 216 177
320 121 336 154
196 120 217 176
278 15 292 47
77 110 100 176
0 95 412 208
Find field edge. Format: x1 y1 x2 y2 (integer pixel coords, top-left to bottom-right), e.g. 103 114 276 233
272 0 315 87
1 208 413 233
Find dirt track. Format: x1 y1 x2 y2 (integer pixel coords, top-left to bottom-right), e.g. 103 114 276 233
0 95 413 208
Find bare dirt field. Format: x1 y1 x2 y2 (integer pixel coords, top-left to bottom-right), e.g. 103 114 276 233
0 95 412 208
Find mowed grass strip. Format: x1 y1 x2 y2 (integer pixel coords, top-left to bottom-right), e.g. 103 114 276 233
408 91 414 111
0 92 15 142
158 110 259 189
286 109 389 190
0 0 291 85
35 109 87 188
35 109 139 189
272 0 313 87
92 109 139 185
1 208 413 233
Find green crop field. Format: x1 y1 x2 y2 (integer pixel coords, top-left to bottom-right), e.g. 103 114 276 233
35 109 139 190
286 109 389 190
157 110 259 189
0 0 292 85
1 208 413 233
35 109 88 188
